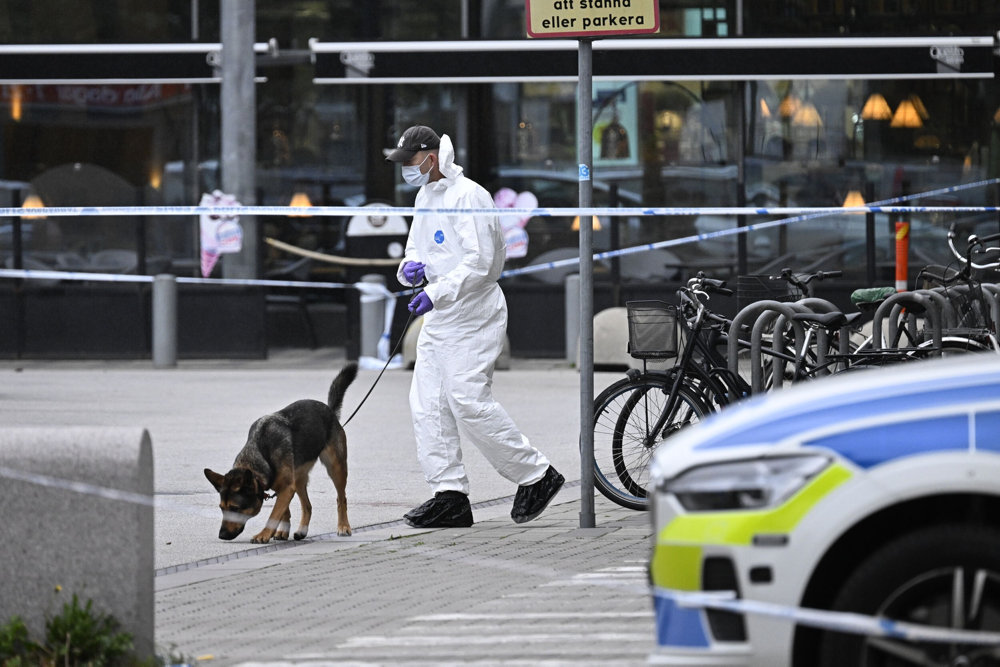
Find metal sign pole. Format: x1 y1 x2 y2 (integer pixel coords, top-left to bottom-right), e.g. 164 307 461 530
523 0 658 530
578 38 595 529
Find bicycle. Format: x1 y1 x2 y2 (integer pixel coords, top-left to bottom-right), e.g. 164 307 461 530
913 224 1000 352
590 273 747 510
591 269 885 510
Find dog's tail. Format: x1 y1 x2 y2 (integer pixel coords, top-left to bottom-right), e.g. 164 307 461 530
328 362 359 419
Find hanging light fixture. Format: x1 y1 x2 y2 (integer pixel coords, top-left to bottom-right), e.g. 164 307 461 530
890 99 923 128
779 93 801 119
288 191 313 217
860 93 892 121
20 193 45 219
572 215 601 232
10 85 23 122
792 103 822 128
908 94 929 120
842 190 866 210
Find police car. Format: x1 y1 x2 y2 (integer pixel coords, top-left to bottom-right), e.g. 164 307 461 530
647 354 1000 666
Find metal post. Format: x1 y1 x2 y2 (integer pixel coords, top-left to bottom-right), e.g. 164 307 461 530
865 181 876 286
565 273 580 364
578 39 596 529
220 0 257 279
152 274 178 368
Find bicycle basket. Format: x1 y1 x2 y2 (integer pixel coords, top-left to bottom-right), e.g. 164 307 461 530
950 285 993 331
626 300 678 359
736 274 804 313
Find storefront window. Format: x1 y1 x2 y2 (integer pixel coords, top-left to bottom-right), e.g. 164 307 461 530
484 72 997 282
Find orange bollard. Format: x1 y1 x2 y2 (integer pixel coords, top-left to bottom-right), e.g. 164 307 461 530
895 221 909 292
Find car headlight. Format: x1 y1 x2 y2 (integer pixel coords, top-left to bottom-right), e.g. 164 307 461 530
663 455 831 511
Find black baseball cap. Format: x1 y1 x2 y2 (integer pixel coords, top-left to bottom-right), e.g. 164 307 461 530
384 125 441 162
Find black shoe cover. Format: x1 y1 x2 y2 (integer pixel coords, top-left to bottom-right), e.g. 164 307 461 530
511 466 565 524
404 491 473 528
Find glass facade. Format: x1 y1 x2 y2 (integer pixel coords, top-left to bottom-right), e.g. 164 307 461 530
1 0 998 289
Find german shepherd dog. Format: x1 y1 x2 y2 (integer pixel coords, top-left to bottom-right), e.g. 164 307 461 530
204 363 358 543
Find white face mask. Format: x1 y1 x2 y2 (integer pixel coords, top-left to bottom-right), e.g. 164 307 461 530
401 154 431 187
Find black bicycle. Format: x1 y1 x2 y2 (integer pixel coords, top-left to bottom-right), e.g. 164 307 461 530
590 274 748 510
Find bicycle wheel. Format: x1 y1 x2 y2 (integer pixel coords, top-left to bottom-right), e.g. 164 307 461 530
591 374 713 511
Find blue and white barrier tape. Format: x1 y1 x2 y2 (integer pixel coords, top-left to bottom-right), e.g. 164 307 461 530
3 204 1000 218
654 587 1000 646
4 177 999 292
7 175 997 219
0 268 356 290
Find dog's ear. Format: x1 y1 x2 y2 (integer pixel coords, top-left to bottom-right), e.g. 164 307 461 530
241 468 256 491
242 469 268 500
204 468 225 492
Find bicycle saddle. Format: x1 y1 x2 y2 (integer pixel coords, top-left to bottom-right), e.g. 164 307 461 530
791 311 861 330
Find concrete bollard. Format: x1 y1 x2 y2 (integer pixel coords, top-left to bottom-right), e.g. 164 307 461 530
0 427 154 659
565 273 580 364
152 274 177 368
359 274 387 359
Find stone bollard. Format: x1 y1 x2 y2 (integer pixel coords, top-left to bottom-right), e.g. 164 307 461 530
0 427 154 659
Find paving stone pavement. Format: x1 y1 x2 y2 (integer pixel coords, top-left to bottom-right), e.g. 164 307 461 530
155 490 656 666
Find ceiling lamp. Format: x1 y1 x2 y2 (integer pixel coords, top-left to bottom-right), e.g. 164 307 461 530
778 93 801 119
842 190 866 210
908 94 929 120
860 93 892 121
792 103 822 128
572 215 601 231
890 99 923 128
288 191 313 217
21 193 45 219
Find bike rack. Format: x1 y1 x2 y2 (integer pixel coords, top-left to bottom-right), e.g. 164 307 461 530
792 297 845 367
872 291 942 352
728 300 806 393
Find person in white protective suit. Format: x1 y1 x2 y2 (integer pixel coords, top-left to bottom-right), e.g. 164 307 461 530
385 125 564 528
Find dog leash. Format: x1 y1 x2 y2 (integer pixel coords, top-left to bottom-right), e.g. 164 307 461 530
342 288 420 426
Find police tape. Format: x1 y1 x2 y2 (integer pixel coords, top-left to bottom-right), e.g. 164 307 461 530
0 464 246 524
2 203 1000 218
4 176 999 294
654 587 1000 646
0 268 393 294
6 175 996 219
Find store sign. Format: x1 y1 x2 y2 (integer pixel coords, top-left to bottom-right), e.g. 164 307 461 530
526 0 660 39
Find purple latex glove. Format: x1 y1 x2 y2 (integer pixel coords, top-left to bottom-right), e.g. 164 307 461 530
402 261 426 285
408 291 433 316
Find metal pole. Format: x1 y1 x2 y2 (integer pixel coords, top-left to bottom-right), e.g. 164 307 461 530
220 0 257 279
152 274 178 368
578 39 595 529
565 273 580 364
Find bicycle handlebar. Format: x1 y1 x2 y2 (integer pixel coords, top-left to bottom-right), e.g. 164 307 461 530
775 267 843 286
947 223 1000 270
686 273 734 297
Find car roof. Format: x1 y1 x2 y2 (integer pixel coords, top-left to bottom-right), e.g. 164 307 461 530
652 354 1000 475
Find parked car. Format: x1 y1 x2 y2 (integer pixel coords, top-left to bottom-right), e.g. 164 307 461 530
647 354 1000 666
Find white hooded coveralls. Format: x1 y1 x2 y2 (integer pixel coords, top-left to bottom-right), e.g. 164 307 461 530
396 134 550 495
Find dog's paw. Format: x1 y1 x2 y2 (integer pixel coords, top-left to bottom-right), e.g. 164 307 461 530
251 530 272 544
337 525 352 537
293 530 307 540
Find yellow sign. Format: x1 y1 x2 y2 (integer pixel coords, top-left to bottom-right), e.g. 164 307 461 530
526 0 660 38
